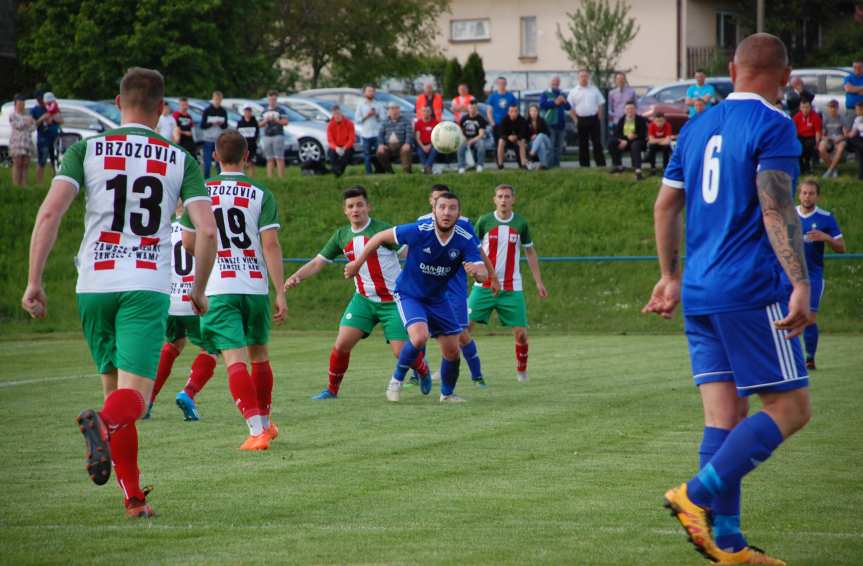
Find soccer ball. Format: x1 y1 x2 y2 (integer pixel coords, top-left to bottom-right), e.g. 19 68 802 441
431 121 464 154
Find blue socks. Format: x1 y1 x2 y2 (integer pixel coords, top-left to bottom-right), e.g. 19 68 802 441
688 412 783 511
393 342 421 382
700 426 747 552
804 323 818 361
439 357 461 396
460 340 483 380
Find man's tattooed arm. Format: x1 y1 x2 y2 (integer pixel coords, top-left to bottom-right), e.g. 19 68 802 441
757 170 810 286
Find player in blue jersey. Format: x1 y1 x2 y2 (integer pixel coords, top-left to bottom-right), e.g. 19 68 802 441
780 179 845 370
417 185 500 389
345 191 488 403
643 34 813 565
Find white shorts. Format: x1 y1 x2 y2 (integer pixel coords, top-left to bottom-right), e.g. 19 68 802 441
262 136 285 160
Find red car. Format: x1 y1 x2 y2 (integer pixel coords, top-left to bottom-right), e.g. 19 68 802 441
637 78 733 134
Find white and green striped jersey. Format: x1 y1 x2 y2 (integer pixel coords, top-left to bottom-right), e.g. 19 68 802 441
181 172 280 296
55 123 209 294
169 219 196 316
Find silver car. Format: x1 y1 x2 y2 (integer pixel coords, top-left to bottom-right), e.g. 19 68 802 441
787 68 852 113
282 96 363 157
0 99 120 164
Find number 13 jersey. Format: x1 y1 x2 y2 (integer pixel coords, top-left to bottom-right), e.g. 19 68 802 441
181 172 280 296
55 123 209 295
662 93 802 315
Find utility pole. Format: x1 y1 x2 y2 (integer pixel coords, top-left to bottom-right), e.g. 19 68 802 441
757 0 765 32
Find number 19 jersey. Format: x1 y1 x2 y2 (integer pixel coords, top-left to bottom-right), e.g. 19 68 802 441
181 172 280 296
662 92 801 315
55 124 209 294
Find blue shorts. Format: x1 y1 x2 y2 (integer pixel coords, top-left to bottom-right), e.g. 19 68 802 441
782 274 824 312
395 293 462 338
37 137 56 166
446 291 469 330
684 302 809 397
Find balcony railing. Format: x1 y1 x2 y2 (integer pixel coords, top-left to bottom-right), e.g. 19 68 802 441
686 46 733 77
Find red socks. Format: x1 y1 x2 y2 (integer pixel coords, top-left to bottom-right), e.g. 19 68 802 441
251 361 273 418
516 342 529 372
110 422 144 503
100 388 146 430
328 348 351 395
151 343 180 403
183 353 217 399
227 362 260 419
411 350 429 376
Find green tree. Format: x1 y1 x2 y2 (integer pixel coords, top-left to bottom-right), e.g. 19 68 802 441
19 0 278 99
275 0 449 89
557 0 639 89
461 51 487 101
442 57 462 99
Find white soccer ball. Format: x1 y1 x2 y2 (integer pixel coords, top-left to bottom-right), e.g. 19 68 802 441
431 121 464 154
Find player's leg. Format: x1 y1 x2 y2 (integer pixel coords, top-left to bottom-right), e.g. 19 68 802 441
437 333 463 401
803 276 823 368
148 315 189 417
459 329 485 386
494 291 530 381
388 295 429 401
316 326 364 399
243 294 275 443
174 316 217 420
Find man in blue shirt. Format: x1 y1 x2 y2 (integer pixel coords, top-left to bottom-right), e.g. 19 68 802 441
780 179 845 370
843 59 863 114
685 70 718 117
486 77 518 147
644 33 811 565
539 76 571 168
346 192 487 403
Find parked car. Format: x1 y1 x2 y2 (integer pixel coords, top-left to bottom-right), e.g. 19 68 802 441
254 99 330 164
787 68 851 113
282 96 364 159
0 98 120 165
637 77 733 133
296 88 417 123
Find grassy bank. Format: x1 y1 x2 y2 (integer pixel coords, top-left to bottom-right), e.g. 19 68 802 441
1 165 861 335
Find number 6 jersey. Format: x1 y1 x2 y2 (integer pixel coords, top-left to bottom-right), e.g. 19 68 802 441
180 172 280 296
55 123 209 294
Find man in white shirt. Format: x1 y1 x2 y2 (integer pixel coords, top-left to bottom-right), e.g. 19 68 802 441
567 70 607 167
354 85 386 175
157 104 176 140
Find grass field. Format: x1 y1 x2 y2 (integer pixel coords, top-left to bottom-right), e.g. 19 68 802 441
1 331 861 565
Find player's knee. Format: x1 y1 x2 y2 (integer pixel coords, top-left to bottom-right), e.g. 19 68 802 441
410 329 429 346
763 389 811 435
458 330 472 346
441 347 459 361
514 328 528 344
172 337 187 350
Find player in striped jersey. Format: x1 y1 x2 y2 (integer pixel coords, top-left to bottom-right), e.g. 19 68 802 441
181 130 286 451
469 184 548 382
419 185 499 388
22 68 218 517
285 186 431 399
144 202 219 421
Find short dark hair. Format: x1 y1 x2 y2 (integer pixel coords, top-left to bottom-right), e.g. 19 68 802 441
331 104 341 111
215 129 248 165
342 185 368 201
267 89 278 97
468 99 478 105
119 67 164 115
434 191 460 206
430 184 450 196
495 183 515 195
179 96 188 102
625 100 636 106
496 76 507 82
654 111 665 118
508 104 519 110
212 90 223 98
695 68 706 74
800 177 820 194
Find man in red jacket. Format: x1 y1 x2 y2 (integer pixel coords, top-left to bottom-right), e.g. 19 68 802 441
327 105 356 177
792 99 822 174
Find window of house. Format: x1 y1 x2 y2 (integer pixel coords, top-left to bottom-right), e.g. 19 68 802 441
520 17 537 58
450 19 491 42
715 12 737 49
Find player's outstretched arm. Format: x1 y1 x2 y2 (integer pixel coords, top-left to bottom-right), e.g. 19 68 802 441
524 246 548 298
261 229 287 324
344 229 396 279
285 256 328 289
185 200 217 316
757 169 811 338
21 180 77 318
642 185 684 319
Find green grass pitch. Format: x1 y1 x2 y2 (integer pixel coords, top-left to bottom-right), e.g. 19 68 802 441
1 331 861 565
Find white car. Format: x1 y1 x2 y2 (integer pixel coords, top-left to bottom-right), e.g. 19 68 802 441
0 99 120 164
787 68 852 113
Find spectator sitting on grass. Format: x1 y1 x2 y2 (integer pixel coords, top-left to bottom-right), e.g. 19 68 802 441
793 99 822 174
414 105 440 174
646 111 674 173
326 105 356 178
526 104 552 170
497 104 529 169
819 99 848 179
608 100 648 180
377 102 413 174
457 100 488 174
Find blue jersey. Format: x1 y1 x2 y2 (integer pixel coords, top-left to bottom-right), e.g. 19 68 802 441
417 213 479 299
794 206 842 276
487 91 518 124
393 221 483 300
663 92 802 315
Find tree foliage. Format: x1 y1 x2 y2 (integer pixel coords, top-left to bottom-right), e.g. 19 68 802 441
274 0 449 89
557 0 639 89
18 0 278 99
461 52 487 101
442 58 462 99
